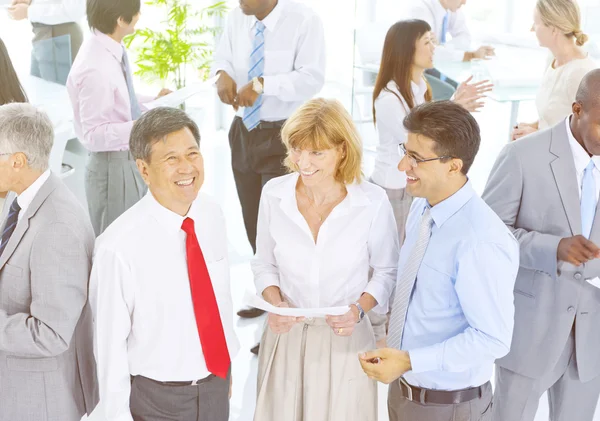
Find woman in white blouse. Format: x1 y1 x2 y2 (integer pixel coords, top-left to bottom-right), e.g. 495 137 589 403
252 98 399 421
371 19 491 243
513 0 596 140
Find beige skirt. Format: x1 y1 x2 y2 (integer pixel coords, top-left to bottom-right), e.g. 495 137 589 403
254 317 378 421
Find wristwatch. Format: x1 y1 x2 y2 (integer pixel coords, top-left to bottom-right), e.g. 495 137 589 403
353 302 365 323
251 76 264 94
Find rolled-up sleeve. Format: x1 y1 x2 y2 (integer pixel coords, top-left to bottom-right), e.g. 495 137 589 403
251 193 281 294
364 196 399 314
409 239 519 373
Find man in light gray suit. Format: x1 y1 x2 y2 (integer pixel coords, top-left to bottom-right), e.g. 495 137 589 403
483 69 600 421
0 103 98 421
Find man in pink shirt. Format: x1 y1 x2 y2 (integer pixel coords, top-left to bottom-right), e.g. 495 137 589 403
67 0 169 235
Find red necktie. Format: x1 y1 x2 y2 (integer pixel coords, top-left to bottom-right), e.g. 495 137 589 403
181 217 231 379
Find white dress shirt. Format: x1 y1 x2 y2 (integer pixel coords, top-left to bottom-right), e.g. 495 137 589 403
566 116 600 201
90 192 240 421
212 0 326 121
252 173 399 313
28 0 86 25
536 56 597 130
371 79 428 190
406 0 471 62
16 170 51 221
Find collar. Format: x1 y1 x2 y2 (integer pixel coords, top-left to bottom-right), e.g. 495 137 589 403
432 0 449 15
16 170 51 215
566 116 600 175
143 190 201 235
93 30 124 63
252 0 285 32
425 180 475 228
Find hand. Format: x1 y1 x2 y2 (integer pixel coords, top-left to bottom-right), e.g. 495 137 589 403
359 348 412 384
236 81 260 108
557 235 600 266
229 375 232 399
7 3 28 20
155 88 172 99
511 124 538 141
216 71 238 109
325 305 360 337
453 76 493 112
471 46 495 60
267 302 304 334
11 0 31 5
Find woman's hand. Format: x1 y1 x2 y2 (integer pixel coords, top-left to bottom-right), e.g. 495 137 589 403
325 305 360 337
512 123 538 141
267 302 304 334
453 76 494 112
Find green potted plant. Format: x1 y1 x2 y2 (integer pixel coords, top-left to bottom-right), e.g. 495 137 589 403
124 0 228 97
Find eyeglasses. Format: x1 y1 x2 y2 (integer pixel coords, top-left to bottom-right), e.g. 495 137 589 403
398 143 453 168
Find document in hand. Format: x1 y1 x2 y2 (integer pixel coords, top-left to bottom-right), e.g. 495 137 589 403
587 277 600 289
144 74 220 110
243 291 349 318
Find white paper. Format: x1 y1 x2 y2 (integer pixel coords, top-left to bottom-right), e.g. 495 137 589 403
144 74 220 110
243 291 349 318
587 277 600 289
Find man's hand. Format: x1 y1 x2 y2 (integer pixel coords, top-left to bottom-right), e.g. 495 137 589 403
325 305 360 337
512 123 538 141
558 235 600 266
8 3 29 20
267 302 304 334
216 71 238 109
467 46 495 61
359 348 412 384
453 76 493 112
236 81 260 108
11 0 31 5
155 88 172 99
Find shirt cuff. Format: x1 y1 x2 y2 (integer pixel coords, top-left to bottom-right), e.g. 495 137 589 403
262 75 282 97
254 274 280 296
363 282 388 314
536 234 562 279
407 343 444 374
211 65 234 79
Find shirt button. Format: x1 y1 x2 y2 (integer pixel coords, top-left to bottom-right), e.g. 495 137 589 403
568 306 575 313
574 272 583 280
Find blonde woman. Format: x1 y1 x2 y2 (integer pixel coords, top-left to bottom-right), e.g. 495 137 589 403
513 0 596 140
251 98 399 421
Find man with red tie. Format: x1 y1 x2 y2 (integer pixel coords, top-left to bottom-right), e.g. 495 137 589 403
89 107 239 421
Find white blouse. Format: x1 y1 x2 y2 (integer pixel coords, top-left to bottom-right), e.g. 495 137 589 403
536 55 597 130
251 173 399 314
371 79 428 190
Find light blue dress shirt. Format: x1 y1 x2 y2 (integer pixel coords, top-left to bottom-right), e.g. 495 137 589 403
401 181 519 391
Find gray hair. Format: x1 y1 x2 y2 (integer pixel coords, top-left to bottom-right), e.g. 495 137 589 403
129 107 200 162
0 103 54 171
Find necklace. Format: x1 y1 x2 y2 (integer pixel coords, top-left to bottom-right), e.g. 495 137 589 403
303 185 346 223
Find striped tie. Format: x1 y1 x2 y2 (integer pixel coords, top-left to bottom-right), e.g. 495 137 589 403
121 47 142 120
243 21 265 131
387 208 434 350
0 199 21 259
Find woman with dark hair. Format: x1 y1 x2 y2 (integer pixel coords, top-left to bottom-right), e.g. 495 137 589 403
371 19 491 244
0 38 28 105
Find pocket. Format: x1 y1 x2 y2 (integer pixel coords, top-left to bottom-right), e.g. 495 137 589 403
264 50 294 74
514 289 534 299
417 263 454 310
1 263 23 278
7 356 58 372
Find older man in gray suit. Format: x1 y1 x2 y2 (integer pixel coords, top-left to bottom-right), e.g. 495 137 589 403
0 103 98 421
483 69 600 421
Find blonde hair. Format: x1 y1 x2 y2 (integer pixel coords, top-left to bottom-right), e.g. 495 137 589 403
281 98 363 185
536 0 588 46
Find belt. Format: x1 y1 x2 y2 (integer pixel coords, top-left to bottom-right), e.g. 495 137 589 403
134 374 213 387
88 150 134 161
398 377 488 405
234 116 286 130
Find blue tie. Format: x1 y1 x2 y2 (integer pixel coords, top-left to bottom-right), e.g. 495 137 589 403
0 199 21 259
581 159 597 239
441 12 449 44
121 47 142 120
243 21 265 131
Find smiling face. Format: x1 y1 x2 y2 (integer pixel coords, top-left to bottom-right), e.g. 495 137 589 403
289 147 342 188
136 127 203 216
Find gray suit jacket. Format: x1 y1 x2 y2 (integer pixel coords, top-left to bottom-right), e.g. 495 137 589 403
483 121 600 382
0 175 98 421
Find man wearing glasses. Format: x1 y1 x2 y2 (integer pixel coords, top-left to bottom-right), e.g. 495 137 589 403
360 101 519 421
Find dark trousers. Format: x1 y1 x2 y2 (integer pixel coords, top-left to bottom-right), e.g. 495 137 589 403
228 116 288 253
130 373 230 421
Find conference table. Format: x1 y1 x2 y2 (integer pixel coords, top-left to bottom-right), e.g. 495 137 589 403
354 44 544 142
